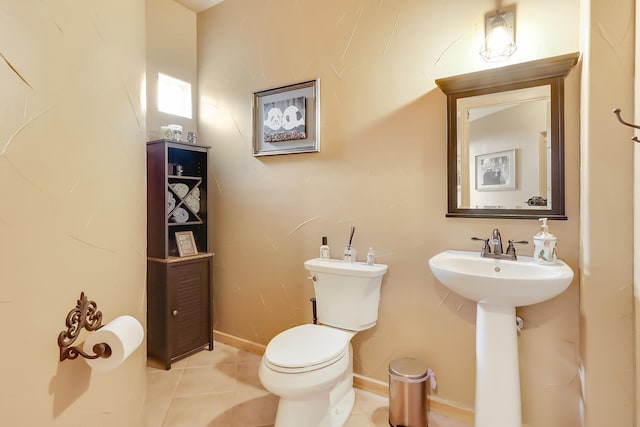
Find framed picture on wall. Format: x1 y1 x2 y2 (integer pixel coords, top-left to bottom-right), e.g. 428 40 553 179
175 231 198 257
475 149 516 191
252 79 320 156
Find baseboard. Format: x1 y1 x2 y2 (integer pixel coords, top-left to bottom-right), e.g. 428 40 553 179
213 329 474 424
352 373 388 396
213 329 266 355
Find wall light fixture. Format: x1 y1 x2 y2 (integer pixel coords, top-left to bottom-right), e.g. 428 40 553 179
479 10 516 62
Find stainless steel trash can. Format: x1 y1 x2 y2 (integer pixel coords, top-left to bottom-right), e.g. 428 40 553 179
389 357 428 427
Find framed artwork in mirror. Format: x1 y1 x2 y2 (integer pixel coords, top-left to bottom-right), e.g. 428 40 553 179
435 52 579 219
252 79 320 156
475 149 516 191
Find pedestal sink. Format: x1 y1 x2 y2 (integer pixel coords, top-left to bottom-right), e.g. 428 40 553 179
428 250 574 427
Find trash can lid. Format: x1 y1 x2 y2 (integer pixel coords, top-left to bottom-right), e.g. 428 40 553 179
389 357 428 379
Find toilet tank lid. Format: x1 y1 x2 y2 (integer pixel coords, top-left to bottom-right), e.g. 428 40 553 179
265 324 352 369
304 258 388 277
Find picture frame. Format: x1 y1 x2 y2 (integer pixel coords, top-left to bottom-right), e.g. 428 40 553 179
175 231 198 257
252 79 320 156
475 149 516 191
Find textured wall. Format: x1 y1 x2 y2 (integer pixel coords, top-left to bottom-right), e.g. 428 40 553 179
146 0 199 140
197 0 584 425
0 1 147 426
581 0 636 425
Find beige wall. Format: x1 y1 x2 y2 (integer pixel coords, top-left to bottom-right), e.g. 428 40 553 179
146 0 199 140
581 0 636 425
0 1 147 426
197 1 583 425
0 1 634 426
636 0 640 423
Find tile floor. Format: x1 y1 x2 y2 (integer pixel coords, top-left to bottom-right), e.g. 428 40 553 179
145 341 472 427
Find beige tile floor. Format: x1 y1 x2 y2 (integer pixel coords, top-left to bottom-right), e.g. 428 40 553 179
145 341 472 427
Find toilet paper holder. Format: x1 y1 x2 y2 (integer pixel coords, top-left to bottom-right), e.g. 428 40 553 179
57 292 112 362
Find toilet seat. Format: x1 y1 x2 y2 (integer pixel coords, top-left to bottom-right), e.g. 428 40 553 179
264 324 353 374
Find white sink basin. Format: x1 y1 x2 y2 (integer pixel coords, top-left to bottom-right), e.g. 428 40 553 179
428 250 574 307
428 250 574 426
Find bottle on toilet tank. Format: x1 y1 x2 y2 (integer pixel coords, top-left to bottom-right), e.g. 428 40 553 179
533 218 557 264
366 247 375 265
320 236 330 259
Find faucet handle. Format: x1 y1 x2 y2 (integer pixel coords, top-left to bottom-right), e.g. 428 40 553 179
471 237 491 255
505 240 529 258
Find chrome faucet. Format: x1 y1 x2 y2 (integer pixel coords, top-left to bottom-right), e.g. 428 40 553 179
490 228 503 254
472 228 528 260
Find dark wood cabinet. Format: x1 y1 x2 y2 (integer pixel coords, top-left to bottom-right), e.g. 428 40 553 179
146 139 214 369
147 256 213 369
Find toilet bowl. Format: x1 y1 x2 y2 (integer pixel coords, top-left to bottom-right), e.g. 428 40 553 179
259 258 388 427
259 324 356 427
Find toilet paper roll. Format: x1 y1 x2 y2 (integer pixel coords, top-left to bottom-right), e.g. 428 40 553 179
83 315 144 372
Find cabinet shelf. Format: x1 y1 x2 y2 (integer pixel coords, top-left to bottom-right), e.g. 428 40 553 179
168 221 203 226
168 175 202 180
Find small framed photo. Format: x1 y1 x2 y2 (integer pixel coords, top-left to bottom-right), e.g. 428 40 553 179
175 231 198 257
252 79 320 156
475 149 516 191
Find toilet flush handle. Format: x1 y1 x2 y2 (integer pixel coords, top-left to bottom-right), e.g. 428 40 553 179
307 275 317 282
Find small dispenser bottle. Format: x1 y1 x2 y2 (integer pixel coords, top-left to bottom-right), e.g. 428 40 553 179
343 245 356 263
366 247 375 265
533 218 557 264
343 226 356 263
320 236 330 259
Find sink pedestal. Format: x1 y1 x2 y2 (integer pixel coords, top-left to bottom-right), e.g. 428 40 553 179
428 250 574 427
475 303 521 427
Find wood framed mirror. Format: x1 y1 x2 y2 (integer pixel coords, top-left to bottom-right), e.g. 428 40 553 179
435 53 579 219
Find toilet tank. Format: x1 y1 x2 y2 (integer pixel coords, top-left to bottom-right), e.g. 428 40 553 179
304 258 388 331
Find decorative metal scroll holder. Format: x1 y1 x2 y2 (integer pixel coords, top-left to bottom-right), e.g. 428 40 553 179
613 108 640 143
57 292 112 362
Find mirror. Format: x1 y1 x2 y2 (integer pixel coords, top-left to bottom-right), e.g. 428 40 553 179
436 53 579 219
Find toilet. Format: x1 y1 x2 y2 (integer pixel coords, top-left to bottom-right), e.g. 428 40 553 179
259 258 388 427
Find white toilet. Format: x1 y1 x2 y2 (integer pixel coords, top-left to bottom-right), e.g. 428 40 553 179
259 258 388 427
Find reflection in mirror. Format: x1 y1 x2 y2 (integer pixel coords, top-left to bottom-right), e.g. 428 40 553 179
436 53 579 219
458 85 551 210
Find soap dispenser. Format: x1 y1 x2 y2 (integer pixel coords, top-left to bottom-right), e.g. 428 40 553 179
366 247 375 265
533 218 557 264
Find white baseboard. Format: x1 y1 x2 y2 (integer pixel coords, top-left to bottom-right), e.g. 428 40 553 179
213 329 474 424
